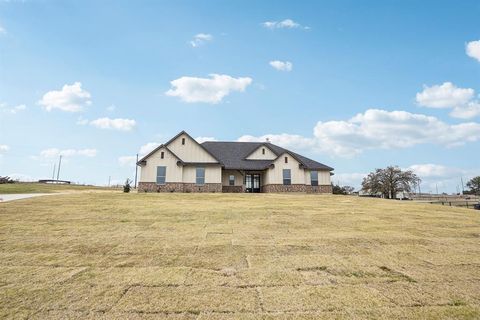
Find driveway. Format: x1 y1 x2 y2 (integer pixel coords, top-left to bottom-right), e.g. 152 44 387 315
0 193 53 202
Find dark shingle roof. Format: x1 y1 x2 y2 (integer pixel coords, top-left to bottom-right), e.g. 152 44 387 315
201 141 333 171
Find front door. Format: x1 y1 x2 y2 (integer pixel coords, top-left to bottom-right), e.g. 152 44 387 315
245 174 261 193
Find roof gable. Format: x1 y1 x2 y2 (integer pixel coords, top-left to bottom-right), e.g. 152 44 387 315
137 131 220 165
244 144 277 160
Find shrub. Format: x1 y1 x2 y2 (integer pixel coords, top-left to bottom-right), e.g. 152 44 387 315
123 179 132 193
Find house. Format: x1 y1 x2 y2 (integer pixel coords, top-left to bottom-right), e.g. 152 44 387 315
137 131 334 193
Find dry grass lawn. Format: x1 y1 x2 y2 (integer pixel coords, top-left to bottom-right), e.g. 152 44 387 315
0 191 479 319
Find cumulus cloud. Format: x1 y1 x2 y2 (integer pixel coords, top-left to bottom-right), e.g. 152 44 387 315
450 101 480 119
466 40 480 62
240 109 480 158
118 142 162 167
139 142 160 155
190 33 213 47
0 144 9 154
269 60 293 72
416 82 474 109
89 117 136 131
416 82 480 119
408 164 463 179
0 103 26 114
262 19 308 30
165 74 252 104
38 82 91 112
195 136 217 143
38 148 97 159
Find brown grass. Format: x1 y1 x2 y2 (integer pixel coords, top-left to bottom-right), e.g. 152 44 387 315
0 192 479 319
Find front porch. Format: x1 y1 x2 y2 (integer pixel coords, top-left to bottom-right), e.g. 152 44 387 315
221 170 264 193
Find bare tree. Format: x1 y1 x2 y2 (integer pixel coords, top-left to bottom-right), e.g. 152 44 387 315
361 166 421 199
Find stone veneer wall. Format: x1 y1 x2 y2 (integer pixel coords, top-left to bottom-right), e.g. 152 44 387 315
138 182 184 193
222 186 244 193
183 183 222 193
262 184 306 193
138 182 221 193
305 185 333 194
263 184 332 194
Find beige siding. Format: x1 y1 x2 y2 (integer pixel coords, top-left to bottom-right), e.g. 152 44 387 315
222 170 243 186
168 133 217 163
304 170 331 185
182 165 222 184
245 146 277 160
139 147 183 183
264 153 306 185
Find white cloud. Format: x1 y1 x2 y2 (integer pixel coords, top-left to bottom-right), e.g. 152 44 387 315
89 117 136 131
408 164 463 179
38 148 97 159
416 82 474 109
450 101 480 119
106 105 116 112
466 40 480 62
262 19 307 30
118 155 137 167
190 33 213 47
165 74 252 104
416 82 480 119
269 60 293 72
0 103 26 114
0 144 9 154
139 142 160 156
195 136 217 143
0 24 6 35
240 109 480 158
118 142 161 167
38 82 91 112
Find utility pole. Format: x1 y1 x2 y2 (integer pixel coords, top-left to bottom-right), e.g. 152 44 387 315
52 163 56 180
461 177 465 195
134 153 139 189
435 184 439 195
56 155 62 181
108 176 111 187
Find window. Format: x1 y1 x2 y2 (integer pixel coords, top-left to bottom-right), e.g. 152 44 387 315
229 175 235 186
160 151 164 159
196 167 205 185
284 156 288 163
311 171 319 186
156 166 166 185
262 148 265 155
182 137 185 145
283 169 291 185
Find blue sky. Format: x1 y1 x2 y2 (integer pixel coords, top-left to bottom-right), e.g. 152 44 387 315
1 0 479 192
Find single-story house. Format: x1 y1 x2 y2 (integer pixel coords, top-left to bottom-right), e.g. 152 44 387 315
137 131 334 193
